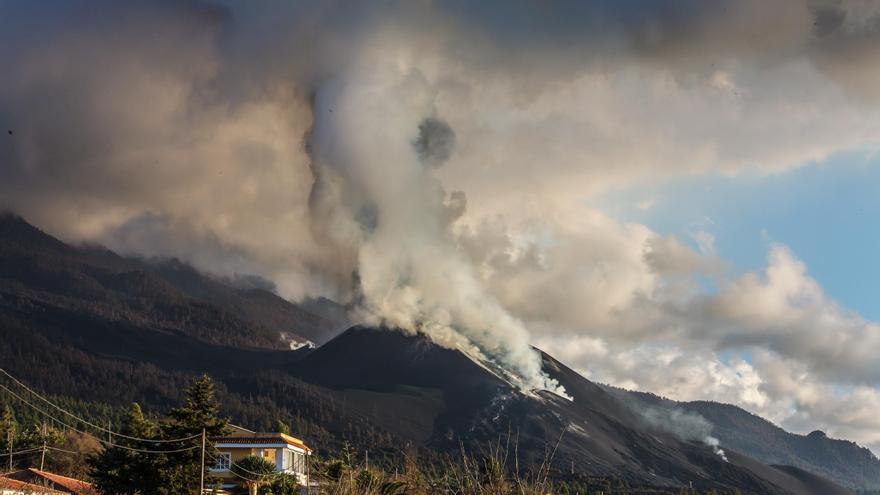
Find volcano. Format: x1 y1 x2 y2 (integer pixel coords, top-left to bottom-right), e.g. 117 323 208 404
283 326 854 495
0 214 867 494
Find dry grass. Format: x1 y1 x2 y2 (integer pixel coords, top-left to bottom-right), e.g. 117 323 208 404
310 432 563 495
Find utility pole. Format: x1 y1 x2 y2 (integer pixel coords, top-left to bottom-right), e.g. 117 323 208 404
7 429 12 471
199 428 206 495
40 422 47 471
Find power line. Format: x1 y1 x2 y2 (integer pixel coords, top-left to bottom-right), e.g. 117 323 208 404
205 451 288 482
0 369 296 480
0 383 199 455
6 444 293 486
45 445 84 455
0 367 200 444
0 446 43 459
230 460 285 480
225 468 279 484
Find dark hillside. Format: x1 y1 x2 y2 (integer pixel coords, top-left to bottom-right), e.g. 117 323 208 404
611 388 880 491
0 215 862 494
0 213 339 349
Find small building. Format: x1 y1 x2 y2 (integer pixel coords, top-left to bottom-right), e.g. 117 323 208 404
0 475 68 495
1 469 97 495
210 425 312 492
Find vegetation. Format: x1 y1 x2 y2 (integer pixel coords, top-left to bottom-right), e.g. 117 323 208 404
87 375 230 495
232 455 277 495
0 213 399 458
305 442 744 495
274 420 291 435
0 402 100 478
2 376 743 495
87 403 159 495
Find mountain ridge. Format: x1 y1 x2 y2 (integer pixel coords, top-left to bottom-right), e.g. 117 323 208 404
0 213 869 494
609 387 880 491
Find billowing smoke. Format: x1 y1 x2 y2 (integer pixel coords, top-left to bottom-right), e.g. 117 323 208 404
414 117 456 167
8 0 880 446
306 65 566 395
703 435 729 462
641 407 728 462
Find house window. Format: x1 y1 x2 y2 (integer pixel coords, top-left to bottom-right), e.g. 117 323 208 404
294 452 305 474
283 450 293 471
280 450 305 474
213 452 231 471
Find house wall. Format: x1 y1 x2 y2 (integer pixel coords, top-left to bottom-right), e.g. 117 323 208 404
212 447 256 484
230 447 258 465
212 445 310 488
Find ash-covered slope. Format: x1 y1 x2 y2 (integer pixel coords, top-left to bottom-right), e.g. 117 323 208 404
610 388 880 491
289 326 854 495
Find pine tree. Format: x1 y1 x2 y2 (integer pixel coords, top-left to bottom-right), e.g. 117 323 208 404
158 374 230 495
0 405 16 438
1 405 17 469
274 419 291 435
88 403 159 495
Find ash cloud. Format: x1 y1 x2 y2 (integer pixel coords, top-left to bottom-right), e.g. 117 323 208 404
303 65 565 393
5 0 880 435
414 117 456 167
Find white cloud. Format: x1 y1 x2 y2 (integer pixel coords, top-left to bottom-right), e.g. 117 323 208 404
522 238 880 453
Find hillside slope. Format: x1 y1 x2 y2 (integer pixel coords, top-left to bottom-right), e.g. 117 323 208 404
0 215 863 494
0 213 341 349
611 388 880 491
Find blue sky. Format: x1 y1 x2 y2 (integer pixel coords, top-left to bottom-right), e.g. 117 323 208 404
595 151 880 320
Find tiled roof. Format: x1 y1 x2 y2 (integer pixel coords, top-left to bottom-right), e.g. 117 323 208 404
0 476 68 494
211 433 311 452
27 469 95 495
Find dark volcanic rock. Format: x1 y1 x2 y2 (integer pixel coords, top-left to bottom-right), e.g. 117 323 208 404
612 387 880 491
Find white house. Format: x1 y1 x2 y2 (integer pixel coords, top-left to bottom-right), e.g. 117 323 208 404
210 425 312 492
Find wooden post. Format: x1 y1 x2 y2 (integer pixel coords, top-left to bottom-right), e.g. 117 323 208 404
199 428 206 495
7 429 12 471
40 422 47 470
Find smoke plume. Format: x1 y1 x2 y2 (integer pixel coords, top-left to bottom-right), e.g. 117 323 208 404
641 407 728 462
702 435 729 462
306 65 566 394
7 0 880 445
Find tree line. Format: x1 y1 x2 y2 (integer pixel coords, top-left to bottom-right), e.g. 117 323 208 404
2 374 300 495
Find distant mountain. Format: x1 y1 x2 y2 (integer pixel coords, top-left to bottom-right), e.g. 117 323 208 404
0 212 342 349
149 258 344 346
0 214 865 494
610 388 880 491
